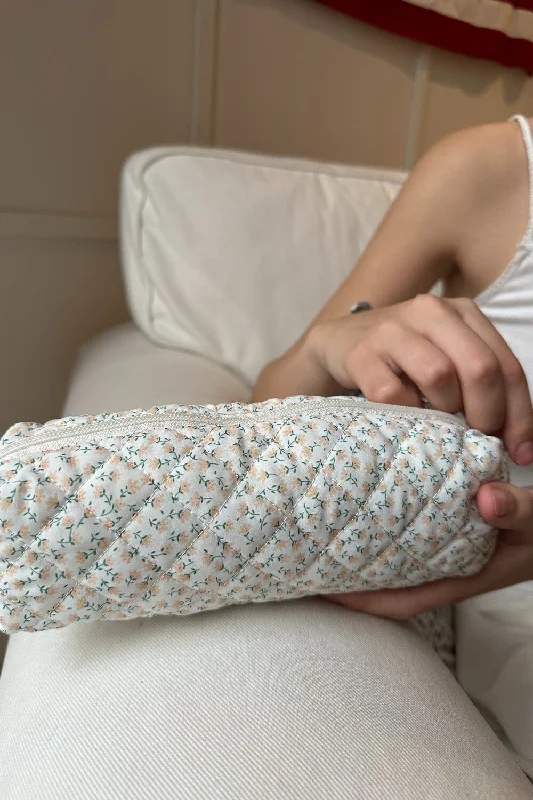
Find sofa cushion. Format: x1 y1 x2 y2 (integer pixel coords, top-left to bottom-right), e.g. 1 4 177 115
121 148 405 386
63 323 249 415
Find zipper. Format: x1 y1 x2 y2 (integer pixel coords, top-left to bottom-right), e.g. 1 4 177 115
0 397 463 462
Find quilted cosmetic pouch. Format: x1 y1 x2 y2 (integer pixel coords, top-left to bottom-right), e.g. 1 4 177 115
0 396 508 634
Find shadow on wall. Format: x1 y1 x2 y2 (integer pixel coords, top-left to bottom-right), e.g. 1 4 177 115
430 47 528 103
259 0 529 101
243 0 420 80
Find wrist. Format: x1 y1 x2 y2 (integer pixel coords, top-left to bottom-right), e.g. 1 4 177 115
252 325 343 402
301 323 344 396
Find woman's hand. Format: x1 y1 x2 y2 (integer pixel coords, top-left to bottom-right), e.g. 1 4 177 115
323 482 533 619
254 292 533 613
304 294 533 615
305 294 533 466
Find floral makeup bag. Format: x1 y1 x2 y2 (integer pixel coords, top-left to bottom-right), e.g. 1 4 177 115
0 395 507 634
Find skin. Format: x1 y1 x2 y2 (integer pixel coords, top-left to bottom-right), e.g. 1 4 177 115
252 118 533 618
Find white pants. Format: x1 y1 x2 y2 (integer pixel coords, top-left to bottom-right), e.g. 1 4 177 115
0 325 530 799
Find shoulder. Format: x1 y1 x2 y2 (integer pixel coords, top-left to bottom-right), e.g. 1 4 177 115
420 120 531 294
414 119 527 203
398 120 529 254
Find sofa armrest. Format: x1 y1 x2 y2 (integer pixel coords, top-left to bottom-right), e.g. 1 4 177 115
63 322 251 416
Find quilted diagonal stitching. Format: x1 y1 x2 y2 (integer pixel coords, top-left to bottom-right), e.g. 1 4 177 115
280 428 474 587
1 408 402 577
0 549 72 585
4 428 204 573
2 425 266 622
1 435 178 568
3 448 115 568
126 479 283 603
113 424 276 533
324 434 492 585
155 442 471 598
35 425 222 625
408 442 490 561
213 420 354 586
56 415 287 611
422 441 493 563
287 450 440 584
123 418 323 590
202 415 416 587
101 428 488 603
125 492 246 594
321 434 467 578
0 410 496 629
96 421 350 604
191 412 358 527
0 417 411 616
322 425 413 538
102 428 492 600
0 421 294 581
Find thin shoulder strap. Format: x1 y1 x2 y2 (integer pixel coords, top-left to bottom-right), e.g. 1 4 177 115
511 114 533 239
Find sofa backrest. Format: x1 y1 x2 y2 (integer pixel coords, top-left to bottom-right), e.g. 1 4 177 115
120 147 406 387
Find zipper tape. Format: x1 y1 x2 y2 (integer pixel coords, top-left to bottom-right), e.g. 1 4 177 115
0 397 463 462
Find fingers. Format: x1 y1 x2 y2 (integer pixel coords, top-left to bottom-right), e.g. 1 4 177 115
313 296 533 468
343 343 422 407
477 482 533 535
341 315 464 411
323 520 533 620
321 552 513 619
323 588 433 620
408 295 507 435
323 578 470 620
374 322 462 413
451 298 533 464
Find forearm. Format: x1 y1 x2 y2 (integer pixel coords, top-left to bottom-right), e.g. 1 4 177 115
252 336 342 402
253 261 443 403
251 129 482 403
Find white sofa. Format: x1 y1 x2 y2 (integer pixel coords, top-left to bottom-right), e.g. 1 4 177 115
1 149 531 799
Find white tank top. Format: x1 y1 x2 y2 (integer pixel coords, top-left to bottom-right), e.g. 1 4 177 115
459 115 533 776
476 114 533 489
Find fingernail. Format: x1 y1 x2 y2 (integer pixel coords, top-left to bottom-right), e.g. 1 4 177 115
515 441 533 466
491 488 511 517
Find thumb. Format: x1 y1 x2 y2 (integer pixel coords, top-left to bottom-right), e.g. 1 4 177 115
477 482 533 531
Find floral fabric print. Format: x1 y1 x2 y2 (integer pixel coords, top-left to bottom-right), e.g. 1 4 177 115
413 606 456 669
0 398 507 649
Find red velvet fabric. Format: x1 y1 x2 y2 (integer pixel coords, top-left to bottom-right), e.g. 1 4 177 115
314 0 533 71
